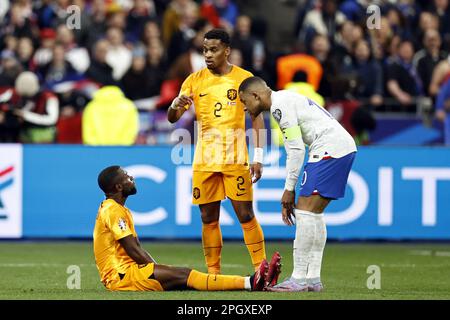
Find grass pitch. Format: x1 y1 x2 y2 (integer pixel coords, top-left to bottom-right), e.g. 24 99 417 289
0 241 449 300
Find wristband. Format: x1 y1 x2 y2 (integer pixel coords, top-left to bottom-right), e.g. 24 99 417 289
169 100 178 110
253 147 264 164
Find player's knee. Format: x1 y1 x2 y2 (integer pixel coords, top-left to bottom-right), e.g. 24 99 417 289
236 210 254 223
178 268 192 283
201 213 219 224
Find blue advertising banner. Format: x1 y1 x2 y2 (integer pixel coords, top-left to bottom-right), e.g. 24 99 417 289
8 145 450 239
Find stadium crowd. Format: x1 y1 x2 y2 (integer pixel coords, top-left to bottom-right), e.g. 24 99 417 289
0 0 449 145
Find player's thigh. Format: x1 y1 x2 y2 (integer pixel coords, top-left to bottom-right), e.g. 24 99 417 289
153 264 191 291
223 170 253 202
297 194 331 213
112 263 164 291
192 171 225 205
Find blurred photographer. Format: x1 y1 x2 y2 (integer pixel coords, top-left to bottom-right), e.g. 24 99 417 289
0 71 59 143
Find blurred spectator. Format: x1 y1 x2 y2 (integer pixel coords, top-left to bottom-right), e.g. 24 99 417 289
3 71 59 143
56 25 90 74
386 39 424 111
36 0 67 29
369 16 394 61
141 20 162 46
416 11 440 43
126 0 157 43
82 86 139 145
2 34 19 52
231 15 256 71
167 1 200 62
142 39 169 105
200 0 239 32
0 0 9 22
32 28 56 68
0 3 37 40
429 55 450 96
167 19 210 83
428 0 450 49
299 0 347 45
385 6 411 40
70 0 92 47
121 46 163 100
0 50 23 87
342 39 384 109
163 0 197 48
339 0 368 23
105 27 132 81
435 77 450 145
334 20 363 63
84 0 108 49
86 39 116 86
229 47 243 67
310 34 337 99
37 43 78 86
413 29 447 96
16 37 34 70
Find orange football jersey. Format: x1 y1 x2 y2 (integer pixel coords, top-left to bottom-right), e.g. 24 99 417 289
179 65 253 172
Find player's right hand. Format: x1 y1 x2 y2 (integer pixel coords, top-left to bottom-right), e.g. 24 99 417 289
174 94 193 109
281 206 295 226
281 190 295 226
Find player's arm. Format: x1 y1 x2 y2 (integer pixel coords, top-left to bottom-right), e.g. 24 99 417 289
274 101 305 225
250 113 265 183
167 75 194 123
167 94 193 123
119 235 156 264
281 127 306 226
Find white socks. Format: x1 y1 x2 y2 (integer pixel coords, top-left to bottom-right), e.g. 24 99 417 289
291 209 327 285
307 211 327 284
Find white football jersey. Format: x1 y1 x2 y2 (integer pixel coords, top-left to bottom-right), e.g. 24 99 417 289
271 90 357 162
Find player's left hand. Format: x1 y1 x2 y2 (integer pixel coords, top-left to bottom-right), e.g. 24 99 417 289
250 162 263 183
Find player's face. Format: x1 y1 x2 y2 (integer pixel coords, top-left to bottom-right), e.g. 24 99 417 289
203 39 229 70
239 91 262 117
119 169 137 196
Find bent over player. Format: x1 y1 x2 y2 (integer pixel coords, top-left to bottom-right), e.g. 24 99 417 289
167 29 266 274
238 76 357 292
93 166 281 292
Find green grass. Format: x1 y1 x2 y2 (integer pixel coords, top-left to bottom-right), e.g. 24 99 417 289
0 241 449 300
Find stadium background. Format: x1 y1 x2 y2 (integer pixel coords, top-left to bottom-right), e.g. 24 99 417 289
1 0 450 300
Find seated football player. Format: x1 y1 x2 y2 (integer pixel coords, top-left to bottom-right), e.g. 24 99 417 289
93 165 282 291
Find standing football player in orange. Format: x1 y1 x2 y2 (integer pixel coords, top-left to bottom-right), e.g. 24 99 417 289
168 29 267 274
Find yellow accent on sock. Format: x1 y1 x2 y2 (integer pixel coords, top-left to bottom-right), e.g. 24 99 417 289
187 270 245 291
202 221 222 274
241 217 266 271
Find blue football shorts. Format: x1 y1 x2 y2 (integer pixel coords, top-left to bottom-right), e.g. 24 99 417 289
299 152 356 200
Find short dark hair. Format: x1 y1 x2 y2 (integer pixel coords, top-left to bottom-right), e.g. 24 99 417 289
204 28 231 46
98 165 121 194
238 76 265 93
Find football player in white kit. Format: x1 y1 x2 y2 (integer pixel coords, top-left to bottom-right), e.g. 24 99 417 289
238 76 357 292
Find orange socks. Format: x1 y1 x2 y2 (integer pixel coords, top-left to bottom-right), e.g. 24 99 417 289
241 217 266 271
202 221 222 274
187 270 247 291
203 218 266 273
